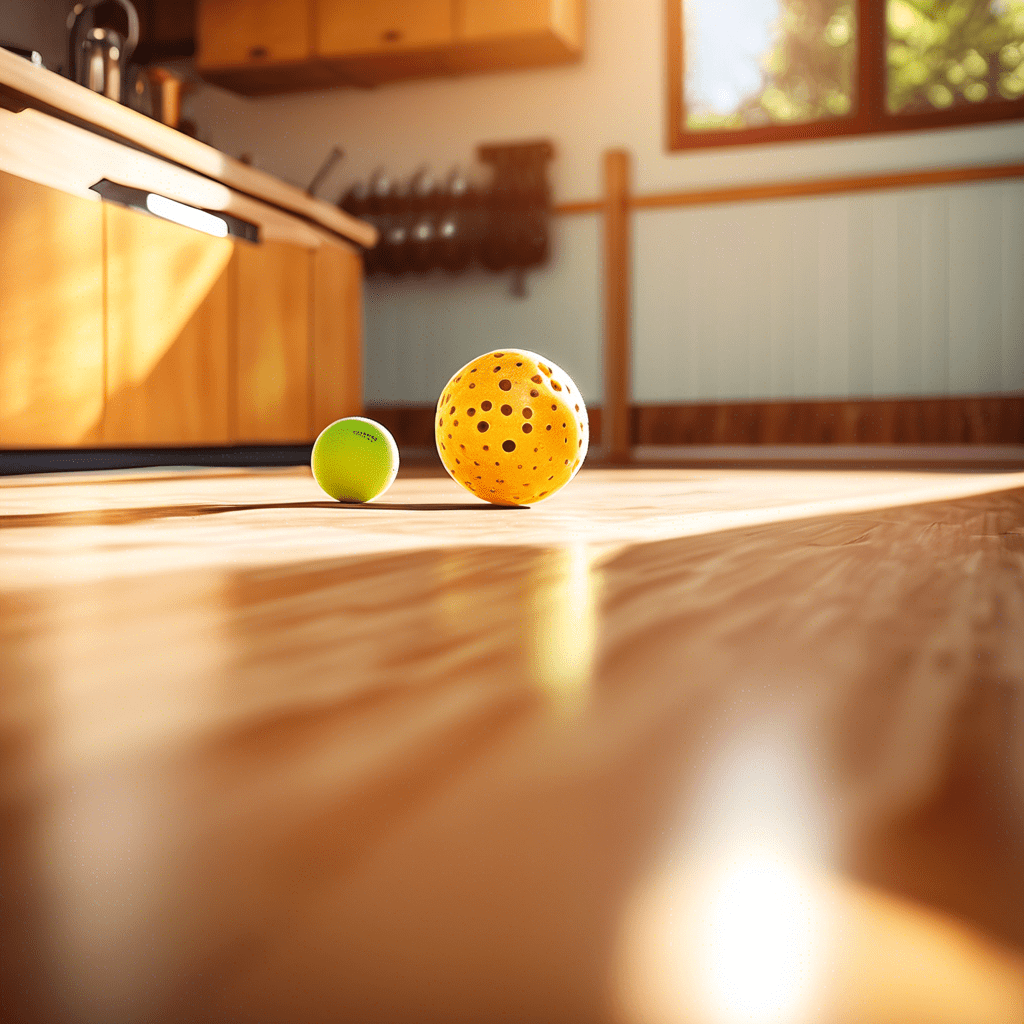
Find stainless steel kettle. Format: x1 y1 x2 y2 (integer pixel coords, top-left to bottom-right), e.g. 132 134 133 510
67 0 139 103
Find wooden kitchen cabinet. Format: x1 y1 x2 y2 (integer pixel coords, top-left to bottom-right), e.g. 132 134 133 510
195 0 583 93
0 171 105 448
0 177 364 451
102 203 234 447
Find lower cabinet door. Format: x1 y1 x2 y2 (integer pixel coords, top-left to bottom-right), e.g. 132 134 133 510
102 203 234 447
312 243 363 433
234 240 312 443
0 171 105 448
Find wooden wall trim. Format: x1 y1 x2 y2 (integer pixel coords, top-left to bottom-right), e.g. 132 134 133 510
603 150 632 463
367 397 1024 450
552 162 1024 217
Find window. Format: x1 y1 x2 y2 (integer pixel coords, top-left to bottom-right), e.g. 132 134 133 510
667 0 1024 149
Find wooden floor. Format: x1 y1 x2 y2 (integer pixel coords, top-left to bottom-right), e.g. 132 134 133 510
2 463 1023 1024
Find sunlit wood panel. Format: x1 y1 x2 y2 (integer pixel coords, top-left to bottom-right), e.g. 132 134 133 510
102 203 234 447
234 240 311 442
312 243 362 433
0 171 104 447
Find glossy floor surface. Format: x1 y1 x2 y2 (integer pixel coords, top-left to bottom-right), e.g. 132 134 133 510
2 464 1023 1024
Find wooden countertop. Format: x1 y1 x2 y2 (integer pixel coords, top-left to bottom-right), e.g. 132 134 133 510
0 48 375 249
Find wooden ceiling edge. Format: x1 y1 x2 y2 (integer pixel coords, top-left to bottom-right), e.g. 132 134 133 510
0 49 376 249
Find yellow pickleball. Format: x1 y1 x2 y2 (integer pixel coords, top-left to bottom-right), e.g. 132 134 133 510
435 349 589 506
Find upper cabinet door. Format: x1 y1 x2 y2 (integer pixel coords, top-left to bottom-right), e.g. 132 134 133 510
456 0 581 45
317 0 453 57
197 0 312 68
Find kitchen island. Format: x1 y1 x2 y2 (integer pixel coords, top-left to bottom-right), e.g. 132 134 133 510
0 47 375 449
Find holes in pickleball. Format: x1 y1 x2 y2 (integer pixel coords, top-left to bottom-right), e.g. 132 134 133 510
551 381 563 392
493 366 501 372
522 408 533 419
539 363 551 376
522 424 533 434
469 383 476 389
501 405 512 416
502 440 516 453
467 408 476 416
499 379 511 391
531 374 542 383
546 425 552 431
449 405 455 414
530 389 539 398
481 401 492 411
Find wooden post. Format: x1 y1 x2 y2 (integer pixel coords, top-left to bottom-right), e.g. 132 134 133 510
603 149 631 463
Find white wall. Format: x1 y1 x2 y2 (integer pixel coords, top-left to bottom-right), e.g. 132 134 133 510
187 0 1024 407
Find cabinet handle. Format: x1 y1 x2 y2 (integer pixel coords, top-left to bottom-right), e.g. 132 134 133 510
249 45 269 59
382 29 403 43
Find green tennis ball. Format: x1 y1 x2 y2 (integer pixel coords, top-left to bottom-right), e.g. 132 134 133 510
311 417 399 503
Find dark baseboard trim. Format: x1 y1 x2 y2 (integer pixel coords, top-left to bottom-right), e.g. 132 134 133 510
3 396 1020 476
633 396 1024 446
0 445 312 477
368 395 1024 448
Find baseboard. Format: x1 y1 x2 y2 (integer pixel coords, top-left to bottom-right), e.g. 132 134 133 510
632 396 1024 445
368 395 1024 448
